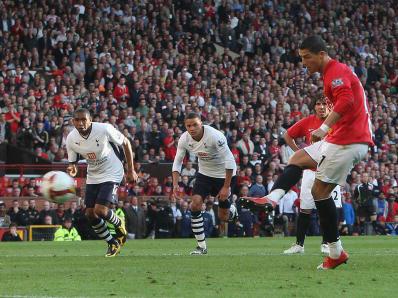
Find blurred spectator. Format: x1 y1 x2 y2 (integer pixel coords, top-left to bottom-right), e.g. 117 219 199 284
342 195 356 236
276 189 298 236
124 196 146 239
248 175 266 197
54 217 81 241
38 200 57 225
27 199 39 224
201 203 214 238
170 196 182 237
181 161 196 180
0 113 11 144
1 223 22 242
16 200 30 226
0 200 11 227
7 199 20 223
180 201 192 238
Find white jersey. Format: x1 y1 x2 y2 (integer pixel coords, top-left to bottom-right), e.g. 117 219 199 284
66 122 125 184
172 125 237 178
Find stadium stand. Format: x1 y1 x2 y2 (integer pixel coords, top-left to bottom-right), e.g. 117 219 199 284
0 0 397 239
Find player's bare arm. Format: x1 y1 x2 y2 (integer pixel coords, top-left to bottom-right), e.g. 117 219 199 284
172 171 181 199
284 132 300 152
311 111 341 143
171 135 186 199
122 137 138 182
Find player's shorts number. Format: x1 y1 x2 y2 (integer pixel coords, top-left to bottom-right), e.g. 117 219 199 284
112 184 118 200
331 190 338 201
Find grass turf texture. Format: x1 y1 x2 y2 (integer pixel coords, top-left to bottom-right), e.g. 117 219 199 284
0 237 397 298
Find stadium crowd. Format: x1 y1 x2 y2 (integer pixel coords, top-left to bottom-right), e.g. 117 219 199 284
0 0 397 239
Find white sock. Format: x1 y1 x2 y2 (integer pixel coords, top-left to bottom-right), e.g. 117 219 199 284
267 189 285 203
198 240 207 249
329 239 343 259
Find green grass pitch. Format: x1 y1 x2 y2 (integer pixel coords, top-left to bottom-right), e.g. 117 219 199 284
0 236 397 297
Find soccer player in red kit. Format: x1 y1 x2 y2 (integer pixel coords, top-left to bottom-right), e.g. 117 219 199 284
283 97 342 255
242 36 374 269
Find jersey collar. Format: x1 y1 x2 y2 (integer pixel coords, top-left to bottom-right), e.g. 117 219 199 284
322 59 337 77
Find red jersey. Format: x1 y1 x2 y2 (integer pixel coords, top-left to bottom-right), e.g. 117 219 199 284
287 114 323 145
323 59 374 146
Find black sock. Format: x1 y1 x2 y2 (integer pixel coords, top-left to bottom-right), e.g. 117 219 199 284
271 165 303 192
359 221 365 234
296 212 311 246
314 198 339 243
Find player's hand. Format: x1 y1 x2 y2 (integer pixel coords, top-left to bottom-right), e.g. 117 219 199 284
216 186 230 201
66 164 77 177
173 185 180 199
127 169 138 182
310 128 327 143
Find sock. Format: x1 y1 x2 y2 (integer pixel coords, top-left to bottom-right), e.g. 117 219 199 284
359 221 365 234
314 197 339 255
371 221 378 234
91 217 117 244
270 165 303 200
104 209 121 227
296 212 311 246
191 211 206 249
328 239 343 259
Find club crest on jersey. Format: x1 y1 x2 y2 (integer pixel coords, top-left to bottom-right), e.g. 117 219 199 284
331 78 344 88
217 140 225 147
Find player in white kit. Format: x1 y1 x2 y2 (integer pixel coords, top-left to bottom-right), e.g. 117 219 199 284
282 98 342 255
66 108 138 257
172 113 237 254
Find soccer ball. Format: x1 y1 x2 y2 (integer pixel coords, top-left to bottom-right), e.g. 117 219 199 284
41 171 76 204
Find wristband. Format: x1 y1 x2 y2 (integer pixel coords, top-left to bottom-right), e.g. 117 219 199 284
320 123 330 133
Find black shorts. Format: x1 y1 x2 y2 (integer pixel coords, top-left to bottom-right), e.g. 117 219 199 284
358 205 376 219
85 182 119 208
192 172 236 200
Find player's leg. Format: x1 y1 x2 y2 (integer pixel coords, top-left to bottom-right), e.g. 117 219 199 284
95 182 127 246
190 194 207 254
190 173 211 255
284 208 310 254
313 142 367 269
284 169 316 254
312 179 344 262
241 145 319 209
84 184 117 247
214 176 235 237
368 203 378 234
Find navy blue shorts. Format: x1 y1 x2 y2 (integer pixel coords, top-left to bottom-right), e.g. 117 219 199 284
85 182 119 208
192 173 236 205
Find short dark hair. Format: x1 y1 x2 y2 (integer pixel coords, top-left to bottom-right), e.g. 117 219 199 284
184 112 201 121
74 108 91 117
299 35 328 54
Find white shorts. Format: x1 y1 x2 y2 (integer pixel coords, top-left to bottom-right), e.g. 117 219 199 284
304 141 368 186
300 170 342 210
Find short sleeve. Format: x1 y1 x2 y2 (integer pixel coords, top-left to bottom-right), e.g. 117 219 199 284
106 124 125 146
66 135 78 163
287 118 307 139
